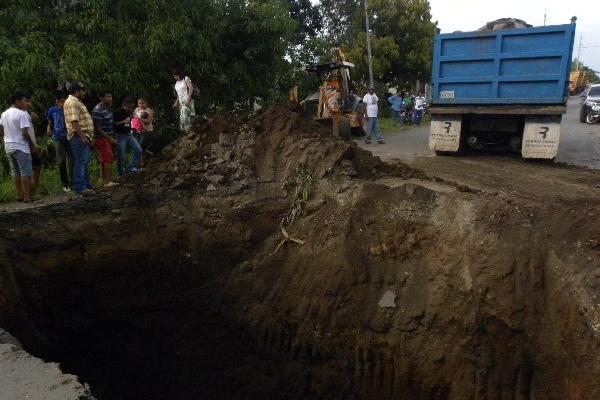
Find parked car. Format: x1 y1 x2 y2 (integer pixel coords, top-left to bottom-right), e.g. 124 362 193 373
580 84 600 123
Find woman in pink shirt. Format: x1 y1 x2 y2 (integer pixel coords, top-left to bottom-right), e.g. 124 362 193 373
133 97 154 157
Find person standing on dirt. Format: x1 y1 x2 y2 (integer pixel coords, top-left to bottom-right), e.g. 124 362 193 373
92 91 119 188
362 86 385 144
47 92 73 192
0 92 39 202
113 96 143 176
173 68 195 133
133 97 155 160
64 82 94 195
23 96 42 196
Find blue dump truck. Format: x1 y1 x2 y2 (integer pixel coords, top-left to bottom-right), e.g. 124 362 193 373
429 18 577 159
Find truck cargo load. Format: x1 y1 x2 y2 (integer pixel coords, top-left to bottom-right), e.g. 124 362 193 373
429 19 576 159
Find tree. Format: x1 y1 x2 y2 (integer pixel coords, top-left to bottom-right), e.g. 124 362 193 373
286 0 323 45
0 0 297 117
318 0 437 90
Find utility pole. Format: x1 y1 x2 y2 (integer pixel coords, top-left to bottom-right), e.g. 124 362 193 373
364 0 374 88
543 9 547 26
577 33 583 71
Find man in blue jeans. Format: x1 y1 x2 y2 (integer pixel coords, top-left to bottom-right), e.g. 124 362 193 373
413 93 426 125
387 91 404 124
113 97 143 176
362 86 385 144
63 82 94 194
47 92 73 192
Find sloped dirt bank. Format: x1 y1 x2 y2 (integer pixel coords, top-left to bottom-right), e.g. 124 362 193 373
1 106 600 399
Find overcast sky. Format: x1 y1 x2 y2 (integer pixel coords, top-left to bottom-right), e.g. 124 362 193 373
311 0 599 72
428 0 599 71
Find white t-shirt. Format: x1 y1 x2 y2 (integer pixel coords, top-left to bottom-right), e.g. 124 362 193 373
174 77 192 105
0 107 31 154
415 96 426 110
363 93 379 118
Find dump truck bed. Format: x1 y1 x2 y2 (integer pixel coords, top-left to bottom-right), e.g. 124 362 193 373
431 23 576 105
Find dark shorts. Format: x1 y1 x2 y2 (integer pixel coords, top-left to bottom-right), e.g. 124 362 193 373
94 137 114 165
137 131 154 151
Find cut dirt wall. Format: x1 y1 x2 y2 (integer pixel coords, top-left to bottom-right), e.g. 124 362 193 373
1 106 600 399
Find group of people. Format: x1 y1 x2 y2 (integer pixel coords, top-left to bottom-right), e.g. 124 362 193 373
0 68 197 201
388 91 427 126
360 87 427 145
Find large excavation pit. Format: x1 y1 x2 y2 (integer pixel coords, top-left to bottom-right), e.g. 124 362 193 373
1 107 600 399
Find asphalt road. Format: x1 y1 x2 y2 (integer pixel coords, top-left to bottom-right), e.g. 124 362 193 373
360 97 600 169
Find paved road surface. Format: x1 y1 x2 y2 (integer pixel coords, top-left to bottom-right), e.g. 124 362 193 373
360 97 600 169
359 97 600 203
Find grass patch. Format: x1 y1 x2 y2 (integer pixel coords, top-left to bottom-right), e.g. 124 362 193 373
379 114 432 134
0 151 123 204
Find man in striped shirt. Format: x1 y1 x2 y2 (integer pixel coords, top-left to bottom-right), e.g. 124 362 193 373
92 91 118 188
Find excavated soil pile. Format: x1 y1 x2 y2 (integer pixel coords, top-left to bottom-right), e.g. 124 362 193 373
1 105 600 400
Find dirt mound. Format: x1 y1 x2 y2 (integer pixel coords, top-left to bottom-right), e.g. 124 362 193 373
479 18 532 31
148 105 420 192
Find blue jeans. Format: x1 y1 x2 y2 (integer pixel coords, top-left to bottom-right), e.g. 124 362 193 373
413 109 423 125
392 109 404 125
365 117 383 142
69 135 93 193
117 133 142 176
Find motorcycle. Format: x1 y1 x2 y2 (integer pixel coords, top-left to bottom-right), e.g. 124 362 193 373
400 106 414 125
587 102 600 124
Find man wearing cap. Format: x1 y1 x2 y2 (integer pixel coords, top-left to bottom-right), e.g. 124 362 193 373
64 82 94 194
362 86 385 144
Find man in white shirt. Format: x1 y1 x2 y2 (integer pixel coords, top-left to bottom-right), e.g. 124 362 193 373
414 93 426 125
362 86 385 144
0 92 39 202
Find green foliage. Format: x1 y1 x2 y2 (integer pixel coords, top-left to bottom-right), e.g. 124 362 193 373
295 167 315 202
286 0 322 45
318 0 437 91
0 0 298 116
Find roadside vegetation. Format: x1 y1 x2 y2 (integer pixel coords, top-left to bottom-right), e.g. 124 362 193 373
0 0 437 203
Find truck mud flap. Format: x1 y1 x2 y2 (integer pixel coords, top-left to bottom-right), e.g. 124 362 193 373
522 117 561 159
429 115 462 153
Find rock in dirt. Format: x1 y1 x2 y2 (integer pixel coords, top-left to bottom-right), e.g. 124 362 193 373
378 290 397 308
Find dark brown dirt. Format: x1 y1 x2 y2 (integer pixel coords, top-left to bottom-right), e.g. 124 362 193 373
1 105 600 399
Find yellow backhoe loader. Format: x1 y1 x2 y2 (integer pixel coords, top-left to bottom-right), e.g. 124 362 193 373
291 48 363 140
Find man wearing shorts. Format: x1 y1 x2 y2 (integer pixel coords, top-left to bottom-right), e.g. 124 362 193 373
0 92 39 202
92 91 118 187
